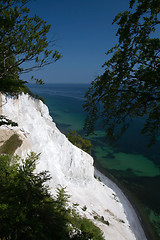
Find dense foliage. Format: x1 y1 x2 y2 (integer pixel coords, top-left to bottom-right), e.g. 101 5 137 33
84 0 160 145
0 0 61 92
0 153 104 240
67 131 92 154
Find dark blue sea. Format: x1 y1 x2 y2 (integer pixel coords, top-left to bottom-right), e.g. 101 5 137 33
28 83 160 239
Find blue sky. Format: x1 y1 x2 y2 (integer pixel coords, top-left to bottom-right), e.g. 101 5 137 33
24 0 131 83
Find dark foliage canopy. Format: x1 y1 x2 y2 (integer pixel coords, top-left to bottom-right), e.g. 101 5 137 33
84 0 160 146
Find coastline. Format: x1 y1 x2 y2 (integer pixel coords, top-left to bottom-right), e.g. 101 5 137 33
1 91 153 239
22 84 155 239
94 167 149 240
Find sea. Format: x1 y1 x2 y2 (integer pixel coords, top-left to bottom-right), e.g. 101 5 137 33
28 83 160 239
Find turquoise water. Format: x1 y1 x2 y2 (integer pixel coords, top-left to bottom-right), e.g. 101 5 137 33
29 83 160 239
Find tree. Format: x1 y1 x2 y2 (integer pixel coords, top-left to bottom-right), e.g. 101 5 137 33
0 0 62 92
84 0 160 145
0 152 61 240
0 153 104 240
0 152 76 239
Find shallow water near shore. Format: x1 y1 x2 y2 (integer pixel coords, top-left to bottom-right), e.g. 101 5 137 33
28 83 160 239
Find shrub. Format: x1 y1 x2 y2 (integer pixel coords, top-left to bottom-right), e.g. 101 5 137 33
67 131 92 154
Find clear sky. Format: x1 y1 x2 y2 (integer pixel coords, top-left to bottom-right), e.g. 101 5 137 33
24 0 131 84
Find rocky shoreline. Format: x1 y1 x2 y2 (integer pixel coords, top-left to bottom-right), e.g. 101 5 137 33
94 166 152 240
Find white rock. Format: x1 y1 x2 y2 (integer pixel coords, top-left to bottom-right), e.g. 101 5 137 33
1 93 147 240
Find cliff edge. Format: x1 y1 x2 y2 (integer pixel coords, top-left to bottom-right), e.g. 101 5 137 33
0 93 146 240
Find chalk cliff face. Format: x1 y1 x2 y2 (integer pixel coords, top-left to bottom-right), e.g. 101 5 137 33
1 93 137 240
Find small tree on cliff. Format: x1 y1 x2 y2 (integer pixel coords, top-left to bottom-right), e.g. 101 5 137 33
84 0 160 146
67 131 92 154
0 0 62 92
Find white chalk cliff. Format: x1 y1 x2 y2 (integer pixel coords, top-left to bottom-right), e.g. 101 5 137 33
0 93 147 240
